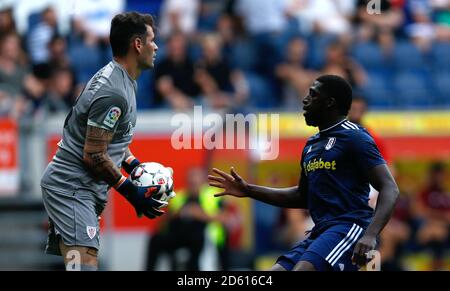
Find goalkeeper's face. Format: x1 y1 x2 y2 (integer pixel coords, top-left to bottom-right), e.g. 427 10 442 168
302 81 327 127
138 25 158 69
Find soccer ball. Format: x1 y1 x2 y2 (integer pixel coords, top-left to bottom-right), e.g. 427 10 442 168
130 162 175 202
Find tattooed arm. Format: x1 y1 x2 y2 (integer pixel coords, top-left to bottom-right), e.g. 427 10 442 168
83 125 122 186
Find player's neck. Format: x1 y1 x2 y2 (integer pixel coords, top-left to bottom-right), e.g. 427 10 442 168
113 57 141 80
318 116 346 132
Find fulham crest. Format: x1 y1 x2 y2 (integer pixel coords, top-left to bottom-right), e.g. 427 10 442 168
325 137 336 150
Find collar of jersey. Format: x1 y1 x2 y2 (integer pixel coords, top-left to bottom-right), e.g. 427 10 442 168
319 118 347 133
112 60 137 84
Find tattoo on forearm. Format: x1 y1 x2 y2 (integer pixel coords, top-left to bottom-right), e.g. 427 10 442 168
83 125 122 186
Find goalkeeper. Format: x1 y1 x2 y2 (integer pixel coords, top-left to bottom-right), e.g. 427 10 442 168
40 12 168 271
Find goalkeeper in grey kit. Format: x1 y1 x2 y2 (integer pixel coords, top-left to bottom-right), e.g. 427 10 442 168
40 12 170 271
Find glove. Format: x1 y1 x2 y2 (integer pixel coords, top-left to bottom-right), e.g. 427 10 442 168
114 176 168 219
121 156 140 175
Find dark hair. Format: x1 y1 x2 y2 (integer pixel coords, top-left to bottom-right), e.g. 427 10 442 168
316 75 353 115
110 12 155 57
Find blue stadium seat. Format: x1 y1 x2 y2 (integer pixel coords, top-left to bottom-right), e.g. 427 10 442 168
392 41 427 72
393 72 433 108
188 42 202 63
69 43 102 84
243 72 277 109
430 42 450 72
126 0 163 15
154 39 166 66
136 70 154 109
432 72 450 106
306 34 337 69
228 40 258 72
361 72 395 108
351 42 386 71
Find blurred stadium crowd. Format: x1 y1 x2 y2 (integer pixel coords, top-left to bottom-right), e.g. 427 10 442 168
1 0 450 119
0 0 449 271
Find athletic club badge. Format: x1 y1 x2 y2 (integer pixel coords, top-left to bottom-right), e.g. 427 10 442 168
87 226 97 240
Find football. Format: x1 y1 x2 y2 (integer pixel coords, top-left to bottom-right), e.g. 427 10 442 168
130 162 175 202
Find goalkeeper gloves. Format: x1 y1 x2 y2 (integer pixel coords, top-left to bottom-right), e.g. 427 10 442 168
114 176 168 219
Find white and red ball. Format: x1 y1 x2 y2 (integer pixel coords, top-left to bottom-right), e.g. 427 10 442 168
130 162 174 201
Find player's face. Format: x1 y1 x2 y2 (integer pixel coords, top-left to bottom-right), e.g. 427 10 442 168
138 25 158 69
302 81 327 126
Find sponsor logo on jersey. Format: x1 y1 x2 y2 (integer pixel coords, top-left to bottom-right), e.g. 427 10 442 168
86 226 97 239
305 158 337 173
325 137 336 150
103 107 121 128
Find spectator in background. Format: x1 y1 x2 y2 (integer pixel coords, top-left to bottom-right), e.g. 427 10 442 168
321 41 367 89
0 32 30 118
158 0 200 39
70 0 124 63
146 167 232 271
355 0 404 35
287 0 355 36
22 63 51 115
45 67 76 114
154 32 200 110
432 0 450 41
275 37 316 109
0 6 16 35
0 33 29 97
27 6 58 65
47 34 71 70
71 0 124 43
414 162 450 271
194 33 248 111
234 0 290 74
405 0 437 51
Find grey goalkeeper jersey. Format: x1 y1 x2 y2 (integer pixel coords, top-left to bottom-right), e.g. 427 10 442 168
41 60 137 202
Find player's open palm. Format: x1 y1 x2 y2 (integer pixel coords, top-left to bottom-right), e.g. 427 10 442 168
208 167 249 198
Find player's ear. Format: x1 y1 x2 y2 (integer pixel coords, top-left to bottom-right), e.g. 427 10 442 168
133 37 143 54
327 97 336 108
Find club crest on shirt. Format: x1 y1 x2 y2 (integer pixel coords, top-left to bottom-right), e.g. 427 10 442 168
86 226 97 239
325 137 336 150
103 106 121 128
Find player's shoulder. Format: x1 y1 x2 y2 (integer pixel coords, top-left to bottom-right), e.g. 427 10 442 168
87 62 127 96
335 120 373 139
335 121 378 149
306 132 320 143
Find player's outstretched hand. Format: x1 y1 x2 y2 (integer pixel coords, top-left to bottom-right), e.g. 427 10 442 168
208 167 249 198
351 234 377 268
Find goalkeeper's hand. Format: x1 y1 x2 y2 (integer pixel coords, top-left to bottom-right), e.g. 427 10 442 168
114 176 168 219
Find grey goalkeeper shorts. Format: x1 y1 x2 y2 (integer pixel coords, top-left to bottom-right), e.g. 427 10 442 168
41 186 106 256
